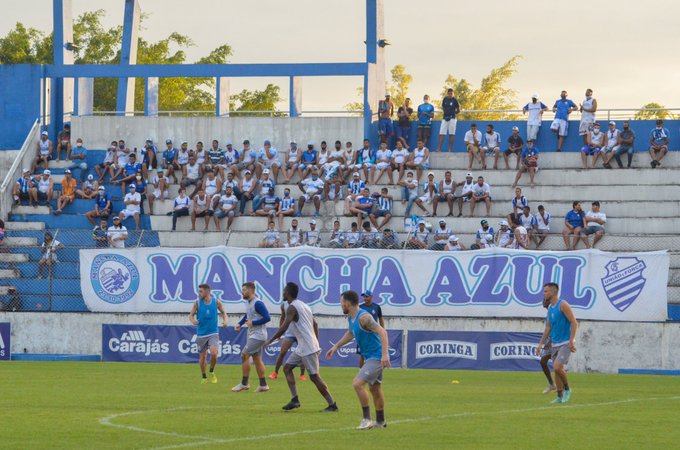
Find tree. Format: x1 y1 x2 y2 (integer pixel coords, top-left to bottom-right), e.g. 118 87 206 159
0 23 51 64
344 87 365 116
388 64 413 108
634 102 674 120
230 84 284 116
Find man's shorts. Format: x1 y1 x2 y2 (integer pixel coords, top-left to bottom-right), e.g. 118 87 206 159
194 210 214 217
259 159 280 169
379 118 394 136
37 191 50 201
298 163 317 172
482 146 499 154
651 145 668 153
581 225 604 235
183 177 202 186
579 120 594 136
550 119 568 136
243 338 266 356
603 145 619 154
286 350 320 375
437 193 454 202
120 209 139 219
303 192 322 201
215 209 235 219
372 209 391 218
467 144 481 154
581 146 601 155
376 162 391 170
197 334 219 353
551 344 571 365
504 148 521 156
541 345 553 358
356 358 384 385
439 119 458 135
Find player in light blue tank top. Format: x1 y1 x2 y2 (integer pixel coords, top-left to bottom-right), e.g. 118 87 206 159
537 283 578 405
189 284 228 384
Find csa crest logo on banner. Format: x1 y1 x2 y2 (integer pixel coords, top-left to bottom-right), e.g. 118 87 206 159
601 257 647 312
90 254 140 304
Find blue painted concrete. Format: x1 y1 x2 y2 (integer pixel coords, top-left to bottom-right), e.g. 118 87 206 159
0 65 42 149
618 369 680 376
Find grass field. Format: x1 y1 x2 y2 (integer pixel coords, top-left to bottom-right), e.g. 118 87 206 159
1 362 679 449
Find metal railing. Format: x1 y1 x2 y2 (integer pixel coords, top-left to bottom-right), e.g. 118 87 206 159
84 110 361 118
0 119 41 222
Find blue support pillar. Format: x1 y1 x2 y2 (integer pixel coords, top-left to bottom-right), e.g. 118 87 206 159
51 0 73 138
116 0 141 116
364 0 381 142
289 76 302 117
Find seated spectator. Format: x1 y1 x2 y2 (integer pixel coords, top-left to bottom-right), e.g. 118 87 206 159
324 164 343 202
182 154 204 198
432 170 459 217
390 139 409 182
464 124 483 170
191 189 213 231
110 139 131 183
169 187 190 231
405 139 430 182
214 186 239 231
32 131 53 173
519 206 537 232
13 168 37 207
86 186 112 226
297 142 319 180
406 221 430 249
303 220 320 247
481 124 501 170
507 208 521 230
327 140 346 184
177 141 191 170
418 171 438 209
236 140 258 174
35 170 54 206
119 184 142 229
348 187 374 228
257 139 280 182
55 124 71 160
511 187 528 215
92 218 109 248
649 119 669 168
602 121 621 169
55 169 77 215
374 141 394 184
369 187 394 231
317 141 331 184
239 170 257 215
207 140 225 174
132 173 147 214
161 139 180 183
344 172 367 214
360 221 380 248
220 141 239 180
504 126 524 170
613 121 635 169
470 176 492 217
400 171 430 217
297 169 325 217
345 222 361 248
77 174 98 199
562 201 585 250
533 204 550 248
580 123 604 169
148 168 169 215
287 219 303 247
68 138 88 181
281 140 301 183
475 220 495 248
95 141 118 183
38 232 63 278
444 235 466 251
202 169 222 203
114 152 142 197
107 216 128 248
496 220 514 248
260 221 281 248
254 187 280 219
221 171 241 200
327 220 345 248
252 169 276 212
430 219 452 251
0 219 4 248
140 138 157 179
580 201 606 249
513 226 530 249
377 228 400 249
456 172 475 217
343 141 359 178
276 188 296 230
356 139 376 184
512 139 539 188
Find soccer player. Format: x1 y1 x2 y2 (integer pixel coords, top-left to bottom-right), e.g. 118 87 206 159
357 291 385 368
326 290 390 430
539 296 556 394
188 284 228 384
268 301 307 381
265 282 338 412
232 282 271 393
537 283 579 404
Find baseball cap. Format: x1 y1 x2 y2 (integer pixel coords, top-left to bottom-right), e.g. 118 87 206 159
244 170 251 175
466 172 473 178
41 131 48 136
263 168 270 174
532 93 539 99
87 174 94 180
64 169 71 174
609 121 616 126
427 171 435 177
165 139 172 144
481 219 488 225
99 186 106 192
22 168 30 173
362 290 372 297
156 167 163 172
129 184 136 189
512 126 519 131
385 92 391 97
499 220 509 226
181 141 188 145
146 137 153 143
448 235 458 242
226 141 232 146
290 139 297 144
264 140 271 146
418 220 425 225
307 141 314 147
43 169 51 175
439 219 446 224
310 219 317 225
112 216 121 221
352 172 360 177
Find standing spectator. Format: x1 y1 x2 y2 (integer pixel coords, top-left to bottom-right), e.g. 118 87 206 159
405 139 430 182
239 170 257 215
214 186 239 231
67 138 88 181
162 139 180 183
378 93 394 144
522 94 548 141
562 201 585 250
534 205 551 248
35 170 54 206
550 91 578 152
649 119 670 168
417 94 435 146
297 142 319 180
281 140 301 183
327 220 345 248
119 184 142 230
580 123 604 169
148 168 169 215
95 141 117 183
297 169 325 217
444 235 466 251
391 139 409 182
287 219 303 247
38 232 63 278
511 187 528 215
369 187 393 230
259 221 281 248
613 121 636 169
482 124 501 170
348 187 375 228
276 187 296 230
602 121 621 169
92 218 109 248
475 220 495 248
356 139 376 184
344 172 366 214
107 216 128 248
32 131 52 173
303 220 320 247
504 126 524 170
578 89 598 144
345 222 361 248
374 141 393 184
140 138 157 179
191 189 213 231
253 187 280 220
496 220 514 248
257 139 280 182
580 201 606 249
85 186 112 226
377 228 400 249
114 152 142 197
456 172 475 217
55 169 77 215
170 187 190 231
396 98 414 144
470 176 492 217
512 139 540 188
432 170 459 217
55 123 71 161
435 88 461 152
406 221 430 249
76 174 98 199
181 154 204 198
430 220 452 251
464 124 483 170
400 170 429 217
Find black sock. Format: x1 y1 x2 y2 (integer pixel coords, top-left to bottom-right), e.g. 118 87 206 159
564 384 570 391
627 154 632 167
362 406 370 420
242 376 248 386
291 395 299 403
376 410 385 423
209 367 214 373
557 390 563 398
202 373 207 378
259 377 267 387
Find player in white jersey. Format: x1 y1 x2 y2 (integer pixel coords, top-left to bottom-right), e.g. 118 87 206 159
266 282 338 412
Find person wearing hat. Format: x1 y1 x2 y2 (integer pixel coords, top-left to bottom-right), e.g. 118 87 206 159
13 169 38 207
522 94 548 141
504 126 525 170
601 122 621 169
435 88 461 152
33 130 53 173
297 141 319 181
464 124 483 170
406 220 430 249
303 220 320 247
162 139 180 183
456 172 475 217
118 184 142 229
344 171 366 214
512 140 540 188
76 174 99 200
86 186 112 226
378 92 394 145
281 140 301 183
497 220 514 248
475 219 495 249
256 139 280 182
236 139 258 174
252 168 276 213
55 169 77 215
429 219 452 251
36 170 54 206
107 215 128 249
444 235 466 251
649 119 670 168
147 168 169 215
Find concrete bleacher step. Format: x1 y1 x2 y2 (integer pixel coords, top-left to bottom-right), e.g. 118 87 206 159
5 221 45 231
0 269 19 279
11 205 51 215
4 237 38 246
0 253 29 263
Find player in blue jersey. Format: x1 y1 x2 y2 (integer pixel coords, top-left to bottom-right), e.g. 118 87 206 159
539 296 556 394
326 290 390 430
188 284 228 384
357 291 385 368
537 283 579 404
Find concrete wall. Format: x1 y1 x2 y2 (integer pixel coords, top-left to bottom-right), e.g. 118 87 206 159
70 116 364 151
0 65 42 150
2 312 678 373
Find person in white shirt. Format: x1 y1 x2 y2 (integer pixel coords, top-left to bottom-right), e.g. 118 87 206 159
579 88 598 144
107 216 128 248
304 220 320 247
456 172 475 217
481 124 501 170
374 141 394 184
256 139 280 182
407 221 430 249
148 168 169 215
281 140 301 183
297 169 325 217
444 235 466 251
405 139 430 182
511 187 528 215
215 186 239 231
580 201 606 248
430 220 452 251
344 222 361 248
534 205 551 248
522 94 548 141
399 171 430 217
580 123 604 169
513 225 530 249
170 187 191 231
470 176 491 217
432 170 460 217
287 218 302 247
276 188 296 230
326 220 345 248
496 220 514 248
38 232 63 278
464 124 483 170
182 154 204 197
260 220 281 248
602 121 621 169
118 184 141 229
390 139 409 182
191 189 213 231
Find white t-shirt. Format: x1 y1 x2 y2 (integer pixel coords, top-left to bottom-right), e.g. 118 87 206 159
498 229 513 248
484 131 501 148
535 212 551 231
585 211 607 228
403 178 418 197
304 178 325 194
472 182 491 198
376 149 392 162
392 148 409 164
461 180 475 195
464 130 482 145
124 192 142 213
107 226 128 248
525 102 546 126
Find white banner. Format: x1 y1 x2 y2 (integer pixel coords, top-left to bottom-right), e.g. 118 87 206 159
80 247 669 321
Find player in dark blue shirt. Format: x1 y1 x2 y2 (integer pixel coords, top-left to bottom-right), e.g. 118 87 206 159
357 290 385 368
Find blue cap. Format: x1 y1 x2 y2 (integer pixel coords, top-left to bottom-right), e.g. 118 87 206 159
362 290 372 297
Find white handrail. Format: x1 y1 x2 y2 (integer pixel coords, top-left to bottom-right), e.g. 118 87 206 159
0 119 41 221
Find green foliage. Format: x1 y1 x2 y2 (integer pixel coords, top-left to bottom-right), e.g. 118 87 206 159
634 102 675 120
388 64 413 108
230 84 284 116
344 87 365 116
0 23 52 64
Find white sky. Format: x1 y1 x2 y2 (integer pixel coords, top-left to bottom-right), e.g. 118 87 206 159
3 0 680 112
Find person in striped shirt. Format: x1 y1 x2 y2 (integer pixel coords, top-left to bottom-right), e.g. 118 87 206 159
276 188 296 230
369 187 393 231
259 221 281 248
13 169 37 207
344 172 367 214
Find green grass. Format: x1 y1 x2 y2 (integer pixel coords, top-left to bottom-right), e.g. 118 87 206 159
1 362 679 449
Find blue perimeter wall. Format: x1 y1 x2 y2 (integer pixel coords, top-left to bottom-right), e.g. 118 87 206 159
0 65 42 150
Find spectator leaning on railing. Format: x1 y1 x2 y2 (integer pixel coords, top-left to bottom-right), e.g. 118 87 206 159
327 220 345 248
430 219 452 251
522 94 548 141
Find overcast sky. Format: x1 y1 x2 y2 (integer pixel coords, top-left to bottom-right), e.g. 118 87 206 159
3 0 680 113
